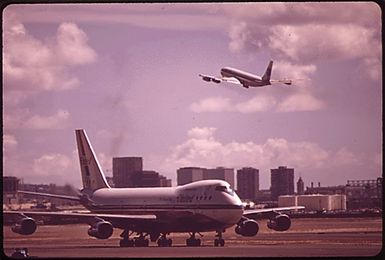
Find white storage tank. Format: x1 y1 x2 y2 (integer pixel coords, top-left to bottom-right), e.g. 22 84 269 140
297 194 331 211
278 195 298 207
329 194 347 210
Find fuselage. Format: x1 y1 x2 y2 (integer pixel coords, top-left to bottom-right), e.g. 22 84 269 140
221 67 270 87
83 180 244 232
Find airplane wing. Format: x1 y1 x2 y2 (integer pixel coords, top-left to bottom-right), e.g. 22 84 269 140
199 74 242 85
243 206 305 219
4 210 157 231
198 74 222 83
17 190 81 202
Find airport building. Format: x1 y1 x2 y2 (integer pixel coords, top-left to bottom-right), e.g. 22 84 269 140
345 178 382 209
176 167 235 188
236 167 259 200
270 166 294 200
278 194 347 211
304 178 382 209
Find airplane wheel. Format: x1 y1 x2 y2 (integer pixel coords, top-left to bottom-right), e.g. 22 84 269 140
167 239 172 247
214 239 224 247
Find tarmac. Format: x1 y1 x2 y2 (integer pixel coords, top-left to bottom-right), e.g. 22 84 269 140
2 217 383 258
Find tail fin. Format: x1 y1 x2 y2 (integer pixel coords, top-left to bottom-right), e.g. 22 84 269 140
75 129 110 191
262 60 273 82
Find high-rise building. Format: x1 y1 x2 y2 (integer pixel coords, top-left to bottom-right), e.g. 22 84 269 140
3 176 20 204
203 167 235 189
177 167 204 186
270 166 294 200
113 157 143 188
297 177 304 195
177 167 235 188
237 167 259 200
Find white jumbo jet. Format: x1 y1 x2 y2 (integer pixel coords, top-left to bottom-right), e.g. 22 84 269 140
199 60 293 88
4 129 304 247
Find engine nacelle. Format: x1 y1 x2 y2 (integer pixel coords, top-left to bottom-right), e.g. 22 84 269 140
202 76 212 82
235 219 259 237
11 217 37 235
88 221 113 239
267 214 291 231
212 79 221 84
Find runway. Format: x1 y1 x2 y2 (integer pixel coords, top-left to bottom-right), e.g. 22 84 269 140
3 217 382 258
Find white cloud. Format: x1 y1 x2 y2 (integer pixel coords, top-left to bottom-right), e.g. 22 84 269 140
276 92 326 112
273 61 316 81
33 153 74 177
188 127 217 140
190 95 277 113
330 147 360 167
190 93 324 113
24 110 70 129
225 3 381 80
161 127 333 174
3 21 97 92
235 95 277 113
190 96 232 113
268 24 379 63
3 134 18 153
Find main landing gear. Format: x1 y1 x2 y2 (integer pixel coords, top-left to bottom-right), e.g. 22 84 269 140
186 232 202 247
119 229 149 247
214 230 225 247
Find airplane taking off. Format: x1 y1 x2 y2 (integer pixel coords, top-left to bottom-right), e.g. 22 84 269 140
4 129 304 247
199 60 293 88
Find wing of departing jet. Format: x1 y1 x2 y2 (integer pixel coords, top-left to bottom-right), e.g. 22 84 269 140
199 74 242 85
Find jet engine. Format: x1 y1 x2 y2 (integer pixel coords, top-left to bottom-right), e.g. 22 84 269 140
88 220 113 239
212 79 221 83
235 219 259 237
11 217 37 235
267 214 291 231
202 76 212 82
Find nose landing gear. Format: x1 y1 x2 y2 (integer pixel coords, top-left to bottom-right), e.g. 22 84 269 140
214 230 225 247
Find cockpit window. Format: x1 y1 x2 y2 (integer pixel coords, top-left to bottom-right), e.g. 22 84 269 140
215 185 234 196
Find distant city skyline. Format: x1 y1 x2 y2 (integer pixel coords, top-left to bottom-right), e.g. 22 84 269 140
3 3 382 189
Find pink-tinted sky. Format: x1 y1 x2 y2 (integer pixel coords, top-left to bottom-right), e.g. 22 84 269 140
3 2 382 189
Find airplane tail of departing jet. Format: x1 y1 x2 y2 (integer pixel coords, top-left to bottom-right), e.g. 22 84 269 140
75 129 110 191
262 60 273 82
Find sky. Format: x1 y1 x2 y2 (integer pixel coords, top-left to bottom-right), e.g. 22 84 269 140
3 2 382 190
